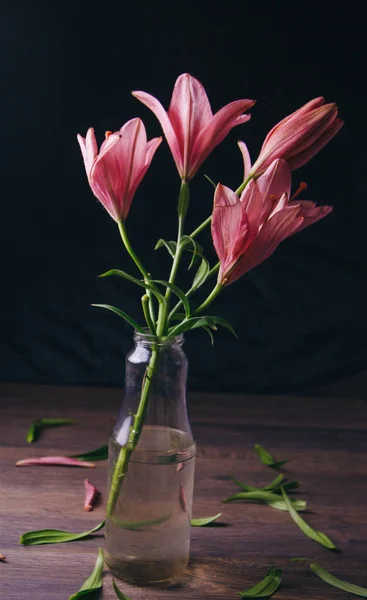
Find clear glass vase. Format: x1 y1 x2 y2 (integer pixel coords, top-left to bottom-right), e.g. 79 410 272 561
105 331 196 585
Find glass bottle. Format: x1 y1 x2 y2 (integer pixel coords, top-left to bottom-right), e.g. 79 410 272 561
105 332 196 585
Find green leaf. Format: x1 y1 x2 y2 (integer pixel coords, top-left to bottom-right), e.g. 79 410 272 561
71 446 108 462
223 490 306 512
281 488 337 550
154 239 176 258
204 173 217 188
191 256 210 289
68 547 104 599
202 325 215 345
98 269 165 304
26 418 74 443
205 316 238 337
254 444 289 469
91 304 144 332
267 499 307 512
231 474 299 494
20 520 105 546
112 579 131 600
151 280 191 318
239 566 282 598
180 235 203 269
191 513 222 526
310 562 367 597
111 514 171 530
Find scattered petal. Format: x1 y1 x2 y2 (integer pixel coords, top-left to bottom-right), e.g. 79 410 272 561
16 456 95 468
84 479 100 511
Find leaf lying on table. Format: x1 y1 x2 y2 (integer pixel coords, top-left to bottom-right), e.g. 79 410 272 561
26 418 74 443
231 474 299 493
310 561 367 597
20 520 105 546
71 446 108 462
254 444 289 469
239 566 282 597
69 547 104 599
281 488 336 550
223 490 306 512
191 513 222 526
112 579 131 600
16 456 95 468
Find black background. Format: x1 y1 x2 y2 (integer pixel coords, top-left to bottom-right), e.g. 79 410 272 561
0 2 365 393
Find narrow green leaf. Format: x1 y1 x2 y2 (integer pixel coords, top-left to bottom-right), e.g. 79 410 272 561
71 446 108 462
204 173 217 188
281 488 337 550
151 280 190 318
111 514 171 530
69 547 104 599
91 304 144 332
191 513 222 526
254 444 289 468
98 269 165 304
231 474 299 493
26 420 40 443
27 418 74 442
205 316 238 338
191 256 210 289
20 520 105 546
202 325 215 345
310 562 367 597
180 235 202 269
112 578 131 600
267 499 306 512
239 566 282 598
154 238 176 258
223 490 306 512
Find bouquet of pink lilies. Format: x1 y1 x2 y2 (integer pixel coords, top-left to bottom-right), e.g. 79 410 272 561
77 73 342 515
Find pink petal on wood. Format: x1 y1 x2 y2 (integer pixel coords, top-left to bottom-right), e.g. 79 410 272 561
84 479 100 511
16 456 95 468
0 553 6 561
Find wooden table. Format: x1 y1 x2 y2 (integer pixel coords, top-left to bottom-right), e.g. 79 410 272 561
1 382 367 599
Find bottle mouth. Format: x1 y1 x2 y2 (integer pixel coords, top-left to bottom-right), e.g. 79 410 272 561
133 329 184 347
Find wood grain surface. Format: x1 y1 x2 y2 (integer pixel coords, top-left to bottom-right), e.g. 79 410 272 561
1 382 367 599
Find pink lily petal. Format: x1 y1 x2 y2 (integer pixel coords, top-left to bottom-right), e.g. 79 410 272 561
288 202 333 233
16 456 95 468
84 478 100 511
228 205 303 284
132 89 183 174
238 141 252 181
189 99 254 179
250 98 342 176
211 184 249 281
288 118 344 170
239 179 264 237
176 462 185 472
77 118 161 222
0 553 6 562
254 159 292 223
133 73 255 180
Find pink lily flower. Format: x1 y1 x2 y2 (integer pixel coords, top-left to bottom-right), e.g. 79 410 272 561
212 159 332 285
132 73 255 181
84 479 100 511
246 97 343 178
77 118 162 222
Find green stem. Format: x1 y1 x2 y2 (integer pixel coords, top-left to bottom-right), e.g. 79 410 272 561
141 295 156 334
118 219 158 322
190 215 211 239
235 175 253 196
193 282 224 315
168 262 220 322
107 347 160 517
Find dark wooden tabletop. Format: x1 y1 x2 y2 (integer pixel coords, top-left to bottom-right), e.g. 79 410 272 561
1 382 367 599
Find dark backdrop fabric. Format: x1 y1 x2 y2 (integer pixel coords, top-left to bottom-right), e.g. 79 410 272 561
0 2 366 393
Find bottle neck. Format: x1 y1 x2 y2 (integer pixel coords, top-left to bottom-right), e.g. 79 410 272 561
133 330 184 351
